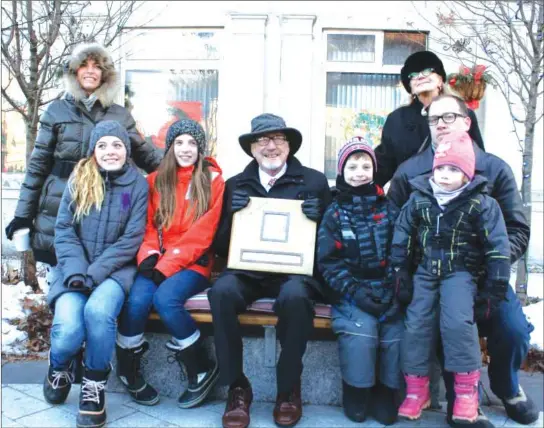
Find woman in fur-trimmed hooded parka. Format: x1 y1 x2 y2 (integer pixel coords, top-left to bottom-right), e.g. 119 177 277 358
5 42 162 267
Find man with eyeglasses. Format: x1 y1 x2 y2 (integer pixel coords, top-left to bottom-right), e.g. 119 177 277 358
388 94 537 428
209 113 332 428
374 50 485 188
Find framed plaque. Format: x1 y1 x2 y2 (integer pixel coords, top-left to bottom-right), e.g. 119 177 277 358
227 197 317 275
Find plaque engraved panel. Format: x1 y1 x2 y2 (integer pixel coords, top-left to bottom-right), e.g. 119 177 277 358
227 197 316 275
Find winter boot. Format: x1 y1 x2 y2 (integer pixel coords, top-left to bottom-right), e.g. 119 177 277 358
43 357 75 405
371 382 401 426
76 366 110 428
116 342 159 405
342 381 370 422
166 336 219 408
398 374 431 420
452 371 480 423
502 385 539 425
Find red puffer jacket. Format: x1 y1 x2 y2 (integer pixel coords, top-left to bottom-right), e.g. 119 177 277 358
137 157 225 279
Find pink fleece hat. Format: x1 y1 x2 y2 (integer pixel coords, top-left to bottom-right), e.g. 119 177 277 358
337 136 377 176
433 131 475 180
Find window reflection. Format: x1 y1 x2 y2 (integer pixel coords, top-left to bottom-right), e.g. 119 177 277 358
324 73 405 179
125 69 219 156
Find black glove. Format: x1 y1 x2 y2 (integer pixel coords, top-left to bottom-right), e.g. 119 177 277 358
379 299 400 323
352 287 389 318
230 189 250 214
67 275 92 294
394 268 414 306
67 275 87 289
301 198 324 222
474 281 508 322
465 248 485 276
151 269 166 286
5 216 34 240
139 254 159 278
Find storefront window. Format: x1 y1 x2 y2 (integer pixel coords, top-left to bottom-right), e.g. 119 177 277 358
383 32 427 65
123 29 221 156
324 30 427 179
126 69 219 156
327 34 375 62
325 73 404 178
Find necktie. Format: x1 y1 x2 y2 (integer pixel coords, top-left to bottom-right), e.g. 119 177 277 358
268 178 277 188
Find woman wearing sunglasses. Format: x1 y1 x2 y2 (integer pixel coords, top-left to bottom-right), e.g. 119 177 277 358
373 50 484 187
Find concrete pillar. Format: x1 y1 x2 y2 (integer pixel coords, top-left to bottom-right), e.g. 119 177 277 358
216 13 268 179
278 15 317 168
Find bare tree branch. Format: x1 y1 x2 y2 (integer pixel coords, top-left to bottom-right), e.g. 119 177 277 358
1 87 28 120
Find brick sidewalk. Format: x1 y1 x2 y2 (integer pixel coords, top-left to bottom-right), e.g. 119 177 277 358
2 383 543 427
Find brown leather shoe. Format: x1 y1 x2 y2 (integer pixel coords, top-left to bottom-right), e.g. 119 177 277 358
222 386 253 428
273 382 302 427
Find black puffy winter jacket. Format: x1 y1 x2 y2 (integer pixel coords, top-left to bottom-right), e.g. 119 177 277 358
388 143 530 264
391 174 511 288
14 94 162 265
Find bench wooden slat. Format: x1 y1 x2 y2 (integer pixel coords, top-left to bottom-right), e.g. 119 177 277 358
148 312 331 329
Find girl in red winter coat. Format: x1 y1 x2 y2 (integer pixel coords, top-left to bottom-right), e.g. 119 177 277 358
116 119 225 409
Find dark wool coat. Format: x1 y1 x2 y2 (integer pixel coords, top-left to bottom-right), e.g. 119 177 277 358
388 143 530 264
317 187 398 309
47 165 149 308
213 156 332 259
390 174 511 287
374 98 484 187
212 156 332 300
15 91 162 265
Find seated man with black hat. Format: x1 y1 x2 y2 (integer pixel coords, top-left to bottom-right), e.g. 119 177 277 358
209 113 332 428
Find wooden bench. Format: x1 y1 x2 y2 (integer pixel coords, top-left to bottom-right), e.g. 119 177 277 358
145 258 334 368
148 256 332 331
149 311 331 329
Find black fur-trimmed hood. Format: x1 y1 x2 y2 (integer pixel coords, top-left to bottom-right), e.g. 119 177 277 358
63 42 119 107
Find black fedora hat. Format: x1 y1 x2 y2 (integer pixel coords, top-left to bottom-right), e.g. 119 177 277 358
238 113 302 157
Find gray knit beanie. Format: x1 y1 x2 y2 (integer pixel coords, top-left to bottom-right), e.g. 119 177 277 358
87 120 130 157
165 119 207 155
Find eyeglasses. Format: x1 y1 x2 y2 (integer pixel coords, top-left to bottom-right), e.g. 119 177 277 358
254 136 288 146
428 112 467 126
408 68 434 80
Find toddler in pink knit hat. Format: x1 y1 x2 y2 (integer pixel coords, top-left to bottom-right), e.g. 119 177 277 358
392 130 511 423
431 130 475 200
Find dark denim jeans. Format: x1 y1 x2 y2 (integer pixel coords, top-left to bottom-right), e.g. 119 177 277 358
118 270 209 340
442 285 534 403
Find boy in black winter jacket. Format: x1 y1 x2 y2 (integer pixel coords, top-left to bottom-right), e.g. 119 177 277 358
318 137 402 426
391 131 510 424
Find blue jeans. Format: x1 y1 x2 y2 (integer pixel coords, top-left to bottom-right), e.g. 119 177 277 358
118 270 209 340
443 285 534 403
50 278 125 371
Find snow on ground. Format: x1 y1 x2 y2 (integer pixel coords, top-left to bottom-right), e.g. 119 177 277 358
1 280 48 355
522 272 544 300
524 300 544 351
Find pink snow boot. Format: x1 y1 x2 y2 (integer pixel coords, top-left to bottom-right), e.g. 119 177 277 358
453 370 480 423
398 374 431 420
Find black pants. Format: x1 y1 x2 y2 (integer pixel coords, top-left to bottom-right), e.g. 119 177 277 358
208 270 316 394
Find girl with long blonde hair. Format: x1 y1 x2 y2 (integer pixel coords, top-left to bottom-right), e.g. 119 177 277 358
116 119 225 409
44 120 149 428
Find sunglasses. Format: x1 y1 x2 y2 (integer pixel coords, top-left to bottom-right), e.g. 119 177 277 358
408 68 435 80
